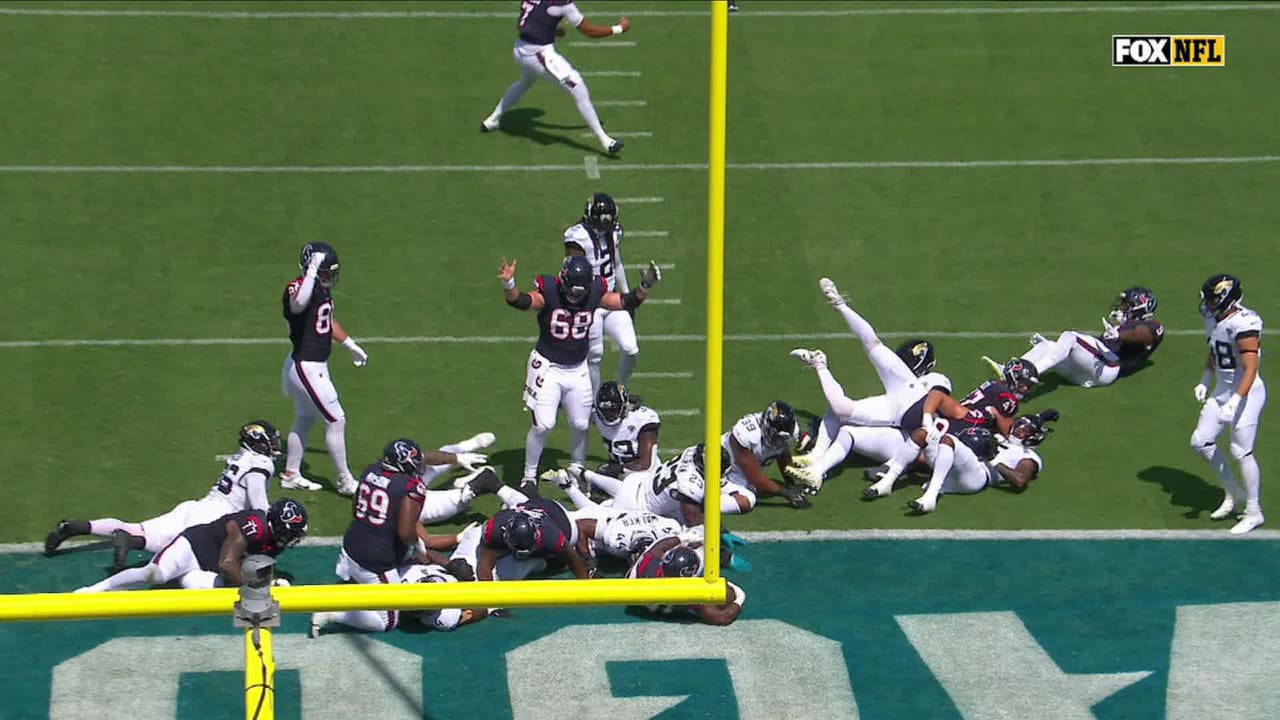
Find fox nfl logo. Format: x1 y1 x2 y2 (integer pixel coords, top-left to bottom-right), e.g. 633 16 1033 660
1113 35 1224 67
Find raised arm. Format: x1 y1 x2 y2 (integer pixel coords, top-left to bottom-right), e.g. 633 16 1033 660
499 258 546 312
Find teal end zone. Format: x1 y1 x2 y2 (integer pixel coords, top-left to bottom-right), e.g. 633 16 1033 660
4 538 1279 719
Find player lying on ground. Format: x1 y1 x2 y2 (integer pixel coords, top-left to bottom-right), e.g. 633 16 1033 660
983 286 1164 389
721 402 811 509
1191 273 1268 535
786 340 950 490
627 536 745 626
46 421 283 570
476 495 594 581
75 498 308 592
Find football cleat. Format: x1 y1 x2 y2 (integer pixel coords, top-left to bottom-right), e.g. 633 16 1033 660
863 465 890 483
789 450 814 467
481 114 500 133
818 277 848 307
1231 512 1264 535
1210 493 1241 521
606 138 625 154
783 463 824 491
908 495 937 514
1028 333 1048 347
981 355 1004 380
464 467 504 496
519 477 540 498
456 432 497 453
111 530 132 571
789 348 827 370
280 471 322 492
335 472 359 497
538 469 573 490
308 612 334 639
45 520 73 556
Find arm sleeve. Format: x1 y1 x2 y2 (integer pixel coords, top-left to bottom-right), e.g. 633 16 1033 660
614 230 630 293
245 469 272 512
287 275 317 314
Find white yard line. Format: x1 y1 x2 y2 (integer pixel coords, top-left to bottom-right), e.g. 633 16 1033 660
624 231 670 238
615 196 664 203
632 371 695 379
623 262 675 269
11 527 1279 553
583 155 600 180
0 329 1209 349
644 298 682 305
3 156 1277 174
582 71 642 77
657 408 702 416
595 100 648 107
567 41 636 48
580 131 652 138
0 4 1273 19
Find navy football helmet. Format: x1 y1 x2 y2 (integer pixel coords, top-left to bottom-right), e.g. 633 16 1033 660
658 545 702 578
381 438 425 475
501 512 541 559
953 425 999 462
299 241 340 288
239 420 282 458
1011 410 1058 447
559 255 594 304
1114 287 1157 322
895 339 937 377
595 381 630 426
267 498 309 548
1000 359 1040 399
583 192 619 234
1200 274 1243 320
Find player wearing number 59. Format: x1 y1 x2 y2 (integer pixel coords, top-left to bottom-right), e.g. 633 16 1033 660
1191 274 1267 534
281 242 368 497
500 255 662 490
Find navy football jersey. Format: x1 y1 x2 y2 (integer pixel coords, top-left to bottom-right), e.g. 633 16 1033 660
516 0 582 45
183 510 280 571
282 277 334 362
953 381 1020 430
1103 318 1164 376
533 273 607 364
342 463 427 572
481 498 573 558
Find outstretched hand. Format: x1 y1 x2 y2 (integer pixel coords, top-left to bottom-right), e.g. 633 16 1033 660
498 257 517 285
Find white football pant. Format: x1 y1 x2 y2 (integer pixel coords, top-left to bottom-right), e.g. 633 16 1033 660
1022 331 1120 388
522 350 592 478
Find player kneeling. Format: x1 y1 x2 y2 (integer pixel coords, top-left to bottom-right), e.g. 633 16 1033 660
627 536 744 626
75 498 308 592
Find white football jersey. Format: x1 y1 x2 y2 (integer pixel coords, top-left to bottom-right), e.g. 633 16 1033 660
400 564 463 631
201 449 275 512
595 511 683 559
918 371 953 394
986 442 1043 487
721 412 788 471
620 446 716 519
564 221 624 291
594 405 661 466
1205 305 1264 393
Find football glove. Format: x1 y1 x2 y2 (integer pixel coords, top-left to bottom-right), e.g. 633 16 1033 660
778 483 812 510
640 260 662 289
1193 383 1209 404
922 414 945 445
1101 316 1119 341
342 337 368 367
1217 394 1241 422
454 452 487 471
445 557 475 582
306 251 327 274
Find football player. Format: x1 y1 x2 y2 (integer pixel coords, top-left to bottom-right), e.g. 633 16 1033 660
75 498 308 592
397 560 491 632
281 242 368 496
593 381 661 475
787 339 951 491
1191 274 1267 534
903 426 1001 514
309 439 458 637
499 255 662 491
566 195 642 394
626 536 745 626
481 1 630 154
722 401 811 510
987 410 1058 491
985 287 1164 388
46 421 283 570
475 496 592 581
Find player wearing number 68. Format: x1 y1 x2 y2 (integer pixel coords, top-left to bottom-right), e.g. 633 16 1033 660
1191 274 1268 535
499 255 662 491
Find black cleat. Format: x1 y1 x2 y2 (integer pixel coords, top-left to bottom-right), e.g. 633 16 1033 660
863 465 890 483
467 468 504 496
45 520 72 556
519 480 540 498
111 530 132 571
607 139 625 154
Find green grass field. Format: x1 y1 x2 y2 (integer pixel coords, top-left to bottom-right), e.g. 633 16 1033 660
2 1 1279 717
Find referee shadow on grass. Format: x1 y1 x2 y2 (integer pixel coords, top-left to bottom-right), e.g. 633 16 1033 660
496 108 615 156
1138 465 1222 519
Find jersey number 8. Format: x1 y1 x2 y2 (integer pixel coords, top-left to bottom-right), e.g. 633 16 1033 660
355 483 390 526
1212 340 1237 370
315 301 333 335
548 308 592 341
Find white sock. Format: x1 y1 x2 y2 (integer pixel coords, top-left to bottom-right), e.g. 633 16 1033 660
570 424 589 465
420 489 469 524
563 482 595 510
834 304 880 353
816 367 857 418
1196 444 1243 501
88 519 144 539
879 441 923 488
569 81 610 146
495 77 535 117
524 425 551 479
286 415 316 475
923 443 954 503
813 430 855 478
94 566 153 592
588 361 602 400
1238 453 1262 514
497 486 530 508
583 468 623 497
616 352 639 384
333 609 397 633
325 418 351 478
1022 332 1073 375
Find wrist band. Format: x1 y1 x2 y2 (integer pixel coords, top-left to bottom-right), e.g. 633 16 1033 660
611 24 624 35
503 277 516 290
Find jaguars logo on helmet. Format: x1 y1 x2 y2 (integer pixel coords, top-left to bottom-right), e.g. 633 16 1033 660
1199 273 1243 320
381 438 425 475
268 498 309 548
583 192 619 235
658 545 702 578
299 241 340 288
895 339 937 377
760 401 799 448
239 420 282 458
559 255 595 304
595 381 630 426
